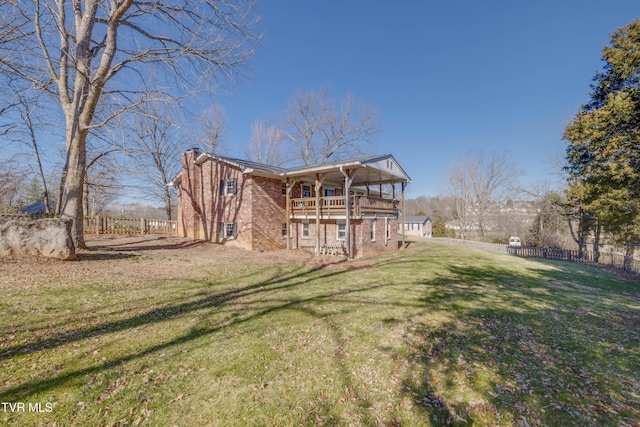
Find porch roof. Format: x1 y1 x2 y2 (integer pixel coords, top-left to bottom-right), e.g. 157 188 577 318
283 154 411 188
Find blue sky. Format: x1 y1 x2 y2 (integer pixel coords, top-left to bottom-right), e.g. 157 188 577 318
206 0 639 197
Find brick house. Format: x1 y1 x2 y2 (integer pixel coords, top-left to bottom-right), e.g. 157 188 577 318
172 149 411 258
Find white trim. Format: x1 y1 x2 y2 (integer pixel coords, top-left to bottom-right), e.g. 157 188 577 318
370 219 376 242
336 221 347 241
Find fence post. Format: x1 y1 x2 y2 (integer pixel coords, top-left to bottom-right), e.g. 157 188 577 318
141 218 146 234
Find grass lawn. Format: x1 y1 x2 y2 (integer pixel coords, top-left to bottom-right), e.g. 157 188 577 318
0 239 638 426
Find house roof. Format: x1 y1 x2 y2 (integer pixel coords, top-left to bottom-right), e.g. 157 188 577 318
194 153 287 177
283 154 411 188
404 215 431 224
18 200 47 214
170 152 411 188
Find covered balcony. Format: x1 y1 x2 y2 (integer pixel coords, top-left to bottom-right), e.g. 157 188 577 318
289 195 398 219
281 154 411 255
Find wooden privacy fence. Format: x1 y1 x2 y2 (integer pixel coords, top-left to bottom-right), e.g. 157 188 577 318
0 213 177 236
84 216 177 235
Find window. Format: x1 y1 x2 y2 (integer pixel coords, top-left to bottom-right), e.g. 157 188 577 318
324 188 334 197
302 222 310 238
282 222 288 237
282 183 287 195
302 185 311 198
370 219 376 242
220 179 237 196
226 179 237 195
220 222 237 239
337 222 346 240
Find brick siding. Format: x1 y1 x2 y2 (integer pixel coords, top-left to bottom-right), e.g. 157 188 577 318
177 151 401 257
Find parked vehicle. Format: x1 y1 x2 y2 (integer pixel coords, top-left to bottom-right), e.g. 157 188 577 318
509 236 522 246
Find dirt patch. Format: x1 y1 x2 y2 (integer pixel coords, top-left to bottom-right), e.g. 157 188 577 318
0 235 370 288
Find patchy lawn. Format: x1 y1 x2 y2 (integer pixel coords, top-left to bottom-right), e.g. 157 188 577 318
0 236 638 426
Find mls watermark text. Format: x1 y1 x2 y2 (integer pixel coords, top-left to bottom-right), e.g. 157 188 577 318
1 402 54 413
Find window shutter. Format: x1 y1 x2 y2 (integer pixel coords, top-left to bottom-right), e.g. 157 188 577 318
220 222 224 238
231 179 237 195
219 180 225 196
232 223 238 239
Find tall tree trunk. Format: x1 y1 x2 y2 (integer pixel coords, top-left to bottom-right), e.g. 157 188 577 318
593 220 601 263
60 131 88 249
164 184 173 221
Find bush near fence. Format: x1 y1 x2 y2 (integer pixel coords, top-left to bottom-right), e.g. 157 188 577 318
0 213 177 236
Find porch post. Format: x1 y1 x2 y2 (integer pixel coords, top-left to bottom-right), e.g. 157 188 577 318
340 167 354 258
401 182 406 247
345 172 350 258
384 216 389 246
286 178 291 250
315 174 321 255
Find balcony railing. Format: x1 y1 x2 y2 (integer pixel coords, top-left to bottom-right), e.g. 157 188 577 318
290 195 397 218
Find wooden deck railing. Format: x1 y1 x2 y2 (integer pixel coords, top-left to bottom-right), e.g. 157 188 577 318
290 195 397 218
0 213 177 236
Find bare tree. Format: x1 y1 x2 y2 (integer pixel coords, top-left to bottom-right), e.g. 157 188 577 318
0 1 259 247
246 120 287 166
124 97 188 220
0 157 28 212
4 83 52 212
404 195 430 216
193 103 227 154
447 161 474 239
260 86 380 166
445 151 518 240
84 145 123 216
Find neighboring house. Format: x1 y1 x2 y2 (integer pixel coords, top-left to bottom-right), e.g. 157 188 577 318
171 149 411 258
401 215 432 238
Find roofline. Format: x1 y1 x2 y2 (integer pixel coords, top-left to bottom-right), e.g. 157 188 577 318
168 171 183 187
283 154 411 183
170 152 412 186
195 153 287 177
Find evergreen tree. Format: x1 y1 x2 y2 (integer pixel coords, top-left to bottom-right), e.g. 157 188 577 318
25 177 43 205
564 18 640 246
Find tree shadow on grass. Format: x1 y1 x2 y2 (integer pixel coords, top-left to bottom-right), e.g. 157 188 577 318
85 237 206 253
75 252 140 261
0 254 413 426
0 264 335 363
3 244 638 425
403 261 640 426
